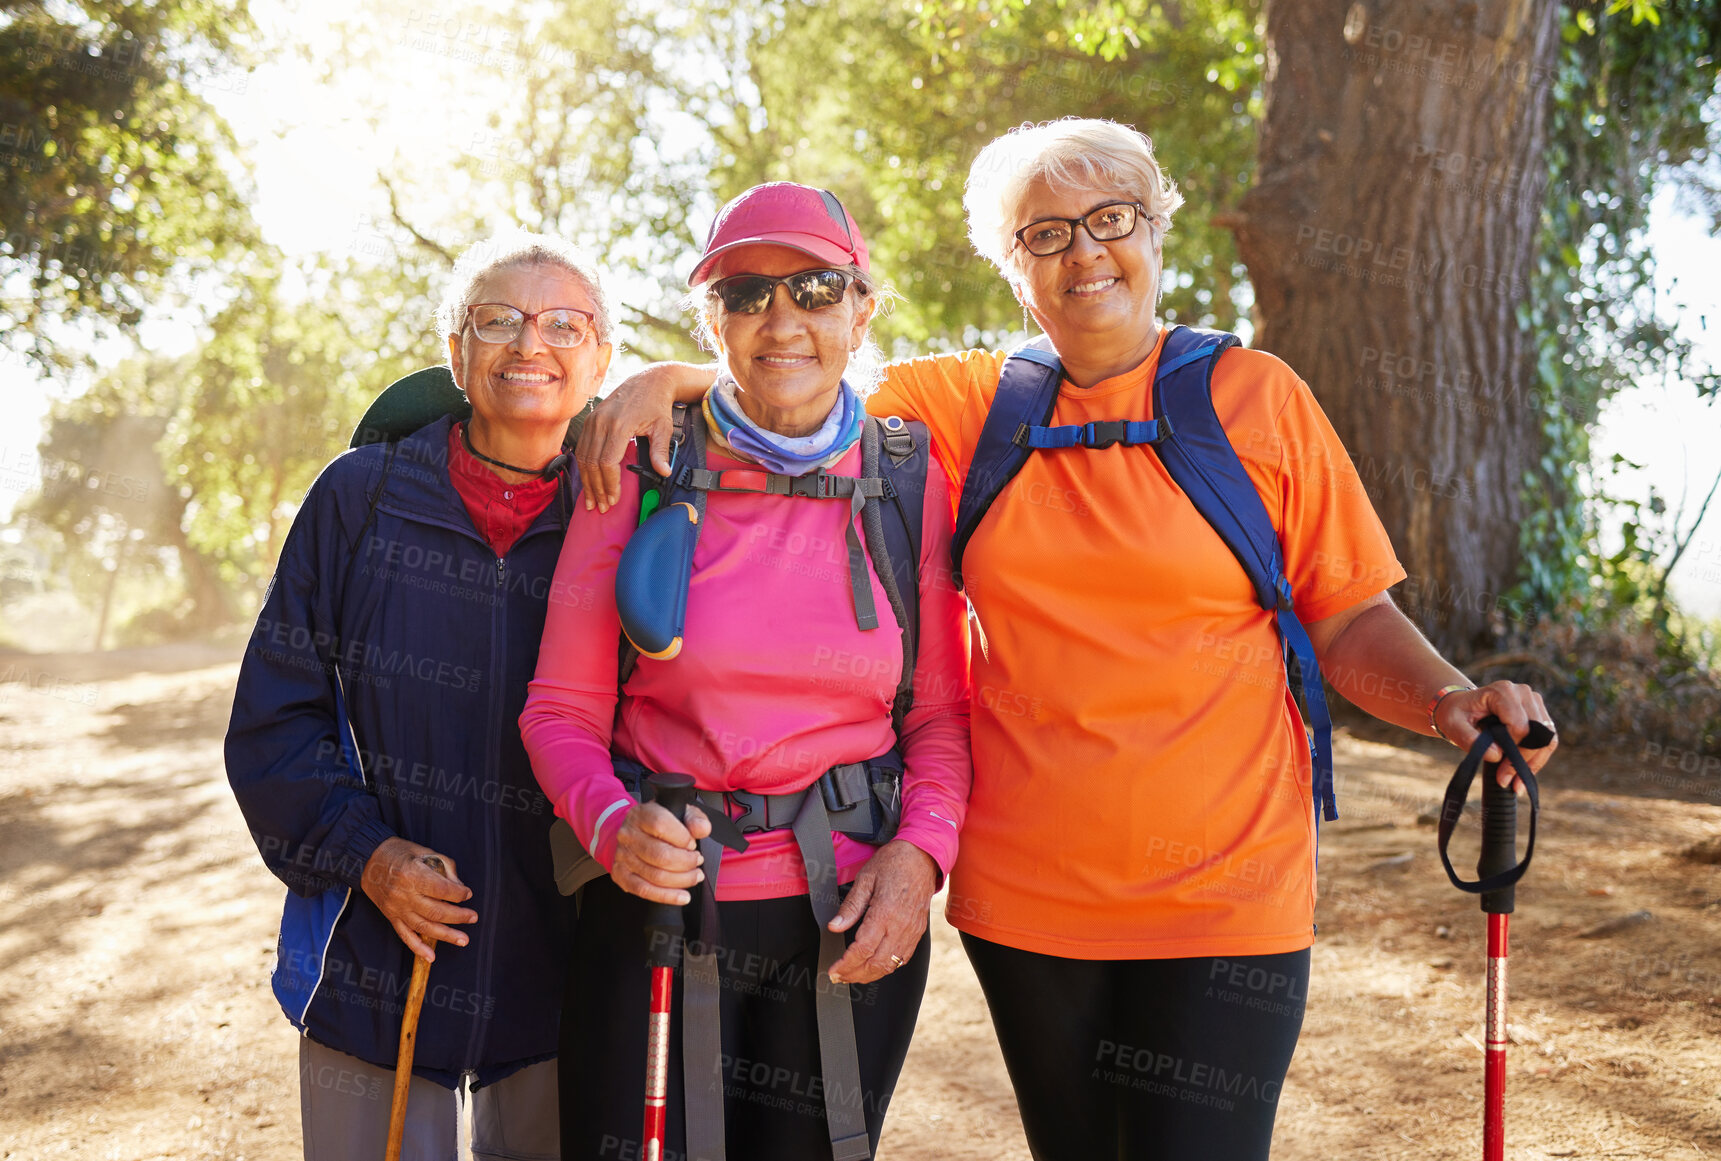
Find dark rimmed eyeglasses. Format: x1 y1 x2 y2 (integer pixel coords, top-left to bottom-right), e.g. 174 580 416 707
465 303 597 348
709 269 859 314
1012 201 1153 257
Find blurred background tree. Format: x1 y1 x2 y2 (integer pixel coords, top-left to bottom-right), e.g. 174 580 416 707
0 0 260 375
17 254 430 634
19 355 222 648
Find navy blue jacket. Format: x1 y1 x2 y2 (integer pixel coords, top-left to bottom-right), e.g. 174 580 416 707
225 417 573 1087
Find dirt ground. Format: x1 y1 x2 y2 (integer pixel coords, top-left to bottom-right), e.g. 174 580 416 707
2 643 1718 1160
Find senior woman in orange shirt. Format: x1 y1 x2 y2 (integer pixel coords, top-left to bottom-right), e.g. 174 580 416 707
577 118 1556 1160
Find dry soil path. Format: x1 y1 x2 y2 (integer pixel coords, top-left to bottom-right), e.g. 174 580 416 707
1 645 1717 1159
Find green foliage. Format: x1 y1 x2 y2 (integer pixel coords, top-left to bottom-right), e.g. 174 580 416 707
18 352 231 636
170 255 433 584
716 0 1262 351
22 0 1716 652
323 0 729 363
25 251 436 625
0 0 260 372
1511 0 1721 635
327 0 1262 360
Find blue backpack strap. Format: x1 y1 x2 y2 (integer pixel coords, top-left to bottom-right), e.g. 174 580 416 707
1152 326 1338 822
872 416 927 735
951 342 1063 588
1021 418 1170 449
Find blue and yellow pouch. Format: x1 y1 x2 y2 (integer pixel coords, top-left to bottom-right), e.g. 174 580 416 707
615 498 698 661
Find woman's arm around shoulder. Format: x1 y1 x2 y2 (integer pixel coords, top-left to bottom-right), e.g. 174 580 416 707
865 349 1007 489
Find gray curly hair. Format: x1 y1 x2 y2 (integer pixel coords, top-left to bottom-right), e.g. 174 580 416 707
435 232 613 346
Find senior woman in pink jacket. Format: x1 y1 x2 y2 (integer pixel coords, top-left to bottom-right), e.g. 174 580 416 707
520 183 971 1161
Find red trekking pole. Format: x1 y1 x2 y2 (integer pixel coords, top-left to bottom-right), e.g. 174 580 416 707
1436 715 1554 1161
640 772 697 1161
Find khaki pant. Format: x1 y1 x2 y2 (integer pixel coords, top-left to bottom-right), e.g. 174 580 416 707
299 1037 558 1161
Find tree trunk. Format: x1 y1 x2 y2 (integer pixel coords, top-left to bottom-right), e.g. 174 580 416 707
163 503 236 631
93 548 123 652
1233 0 1561 657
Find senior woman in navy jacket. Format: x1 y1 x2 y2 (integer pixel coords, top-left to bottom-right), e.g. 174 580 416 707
225 233 610 1158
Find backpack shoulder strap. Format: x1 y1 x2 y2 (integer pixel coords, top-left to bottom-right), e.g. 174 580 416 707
1148 326 1276 604
1151 324 1337 822
866 415 928 737
634 403 698 523
951 341 1062 589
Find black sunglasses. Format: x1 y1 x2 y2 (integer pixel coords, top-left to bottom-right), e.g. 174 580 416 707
710 269 859 314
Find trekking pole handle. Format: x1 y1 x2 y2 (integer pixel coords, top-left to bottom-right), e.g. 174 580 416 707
1436 716 1553 902
1479 774 1520 915
642 773 697 969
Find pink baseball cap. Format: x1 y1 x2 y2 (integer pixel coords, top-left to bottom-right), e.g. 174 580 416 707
687 182 870 286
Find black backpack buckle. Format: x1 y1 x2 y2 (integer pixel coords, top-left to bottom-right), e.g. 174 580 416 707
786 471 829 499
1084 421 1129 450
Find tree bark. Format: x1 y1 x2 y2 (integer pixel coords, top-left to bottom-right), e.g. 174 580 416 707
1234 0 1561 657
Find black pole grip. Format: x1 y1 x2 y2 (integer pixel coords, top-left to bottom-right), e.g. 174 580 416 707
643 772 697 969
1437 716 1553 898
1478 773 1519 914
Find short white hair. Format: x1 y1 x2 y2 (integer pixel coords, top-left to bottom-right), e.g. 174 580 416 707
965 118 1185 284
434 232 613 344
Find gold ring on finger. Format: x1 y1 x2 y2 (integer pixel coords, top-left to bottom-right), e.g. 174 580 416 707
889 954 904 968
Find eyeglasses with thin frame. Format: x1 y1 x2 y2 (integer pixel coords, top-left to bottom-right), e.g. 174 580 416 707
709 269 859 314
465 303 597 348
1012 201 1154 258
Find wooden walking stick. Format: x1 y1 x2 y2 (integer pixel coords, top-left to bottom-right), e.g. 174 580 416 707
1436 716 1554 1161
385 855 450 1161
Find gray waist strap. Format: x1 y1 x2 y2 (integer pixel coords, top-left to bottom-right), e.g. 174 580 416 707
678 789 872 1161
729 760 889 840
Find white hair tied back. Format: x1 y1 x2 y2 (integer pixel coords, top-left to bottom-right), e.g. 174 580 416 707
435 231 614 345
964 117 1185 281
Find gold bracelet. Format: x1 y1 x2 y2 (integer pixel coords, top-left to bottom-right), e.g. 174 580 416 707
1426 683 1473 742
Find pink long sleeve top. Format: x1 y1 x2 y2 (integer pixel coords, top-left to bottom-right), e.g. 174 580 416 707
520 438 972 900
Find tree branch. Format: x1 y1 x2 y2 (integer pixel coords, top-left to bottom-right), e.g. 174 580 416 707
1651 459 1721 619
620 302 694 339
378 174 454 263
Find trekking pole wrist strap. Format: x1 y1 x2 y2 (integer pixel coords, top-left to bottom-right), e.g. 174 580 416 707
1436 715 1552 894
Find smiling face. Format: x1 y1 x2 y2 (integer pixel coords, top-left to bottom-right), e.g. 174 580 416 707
705 244 872 436
1009 178 1164 384
445 261 612 431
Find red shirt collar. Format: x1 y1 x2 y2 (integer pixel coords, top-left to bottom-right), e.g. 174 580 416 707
447 422 561 557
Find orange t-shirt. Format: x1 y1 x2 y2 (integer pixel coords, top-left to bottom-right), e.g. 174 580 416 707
867 329 1405 959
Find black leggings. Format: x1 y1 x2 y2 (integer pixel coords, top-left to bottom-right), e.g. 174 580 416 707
561 875 930 1161
962 934 1309 1161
